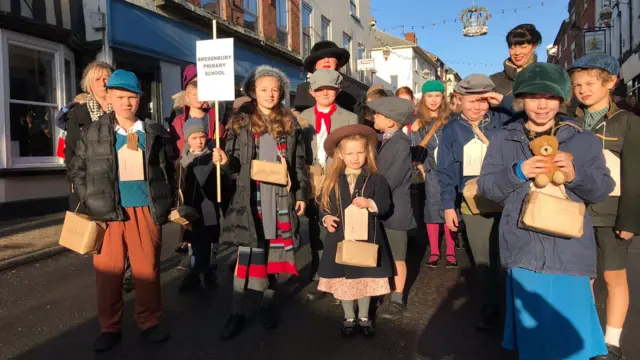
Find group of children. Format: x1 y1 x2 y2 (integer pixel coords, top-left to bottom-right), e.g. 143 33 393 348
64 50 637 360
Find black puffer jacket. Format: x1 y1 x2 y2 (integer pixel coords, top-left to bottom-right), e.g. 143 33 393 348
67 113 176 225
220 112 308 247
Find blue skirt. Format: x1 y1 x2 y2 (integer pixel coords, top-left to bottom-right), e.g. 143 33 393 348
502 268 607 360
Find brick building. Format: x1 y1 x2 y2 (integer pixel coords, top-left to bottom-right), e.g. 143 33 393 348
547 0 597 68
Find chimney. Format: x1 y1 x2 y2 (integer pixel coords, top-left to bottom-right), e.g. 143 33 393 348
404 32 417 44
370 17 377 29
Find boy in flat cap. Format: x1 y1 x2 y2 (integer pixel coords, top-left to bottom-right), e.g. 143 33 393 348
569 53 640 360
438 73 516 331
301 68 359 301
369 97 415 320
68 70 175 351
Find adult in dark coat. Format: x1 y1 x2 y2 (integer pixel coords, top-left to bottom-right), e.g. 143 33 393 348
63 61 114 213
293 40 359 113
490 24 542 96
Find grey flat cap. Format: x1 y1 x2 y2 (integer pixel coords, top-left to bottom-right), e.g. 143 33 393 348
309 69 343 90
455 74 496 94
368 97 415 126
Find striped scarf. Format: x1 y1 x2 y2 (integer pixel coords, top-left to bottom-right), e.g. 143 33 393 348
236 135 298 291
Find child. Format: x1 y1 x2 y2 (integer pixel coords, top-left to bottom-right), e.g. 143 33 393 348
213 65 308 341
300 69 359 301
175 119 221 293
477 62 614 359
68 70 175 351
568 54 640 360
317 124 393 337
437 74 514 331
411 80 457 268
367 97 414 320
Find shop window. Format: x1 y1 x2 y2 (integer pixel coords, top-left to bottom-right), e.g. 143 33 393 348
302 3 312 58
276 0 288 48
321 16 331 41
243 0 259 34
0 30 75 168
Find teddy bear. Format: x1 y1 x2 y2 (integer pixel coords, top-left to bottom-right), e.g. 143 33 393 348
529 135 573 188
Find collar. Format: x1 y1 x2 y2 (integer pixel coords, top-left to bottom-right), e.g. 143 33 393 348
503 54 537 81
115 119 145 135
575 101 620 119
382 129 400 140
504 117 582 144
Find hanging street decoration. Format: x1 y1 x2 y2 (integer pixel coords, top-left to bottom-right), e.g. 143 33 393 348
460 2 491 37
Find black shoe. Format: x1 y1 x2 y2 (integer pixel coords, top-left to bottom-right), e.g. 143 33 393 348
377 301 405 320
123 276 134 294
445 255 458 268
341 319 357 337
93 331 122 352
425 255 440 268
261 305 279 330
220 313 245 341
141 324 170 343
455 235 467 250
306 288 327 301
358 319 375 338
592 344 625 360
177 273 201 293
203 271 217 290
475 304 500 332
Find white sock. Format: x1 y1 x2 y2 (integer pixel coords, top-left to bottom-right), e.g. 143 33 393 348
604 325 622 347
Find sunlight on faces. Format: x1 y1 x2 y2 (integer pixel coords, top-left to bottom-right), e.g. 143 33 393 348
187 132 207 152
460 93 490 122
523 94 561 127
108 89 140 120
91 69 111 99
315 57 339 71
570 70 616 108
337 138 367 171
255 76 281 113
185 81 205 109
310 86 340 107
509 43 537 68
423 92 444 112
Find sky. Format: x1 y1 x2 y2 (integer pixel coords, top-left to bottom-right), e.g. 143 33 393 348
369 0 570 78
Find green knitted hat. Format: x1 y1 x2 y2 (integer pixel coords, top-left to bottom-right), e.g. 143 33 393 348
421 80 445 94
513 63 572 102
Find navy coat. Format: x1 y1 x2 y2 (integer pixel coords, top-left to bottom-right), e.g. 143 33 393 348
411 121 445 223
377 131 414 231
477 120 614 277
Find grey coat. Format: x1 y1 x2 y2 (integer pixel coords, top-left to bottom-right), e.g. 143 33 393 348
300 105 359 167
411 122 445 223
377 132 414 231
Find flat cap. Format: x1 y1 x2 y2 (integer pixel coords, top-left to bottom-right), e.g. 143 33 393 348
568 54 619 75
309 69 343 90
454 74 495 94
367 97 415 126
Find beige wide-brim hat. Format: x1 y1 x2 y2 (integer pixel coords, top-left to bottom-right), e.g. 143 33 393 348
324 124 379 157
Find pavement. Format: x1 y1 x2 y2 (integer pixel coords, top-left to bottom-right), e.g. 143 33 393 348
0 216 638 360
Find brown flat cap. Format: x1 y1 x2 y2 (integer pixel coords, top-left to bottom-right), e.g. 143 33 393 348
324 124 379 157
367 84 384 96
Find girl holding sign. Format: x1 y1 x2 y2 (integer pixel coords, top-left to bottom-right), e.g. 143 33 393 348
212 65 308 341
317 124 392 338
437 74 515 331
477 62 614 360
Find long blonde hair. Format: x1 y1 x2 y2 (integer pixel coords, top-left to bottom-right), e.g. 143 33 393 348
81 61 114 95
417 92 451 128
320 135 379 213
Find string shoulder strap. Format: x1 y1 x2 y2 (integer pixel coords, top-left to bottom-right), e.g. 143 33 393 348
471 123 490 145
418 121 442 148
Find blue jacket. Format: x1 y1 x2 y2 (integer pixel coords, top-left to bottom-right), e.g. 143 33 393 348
378 131 414 231
437 97 515 210
477 119 614 277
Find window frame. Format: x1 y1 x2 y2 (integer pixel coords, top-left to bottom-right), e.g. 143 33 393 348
342 32 352 76
275 0 289 48
243 0 260 34
350 0 358 18
357 43 366 83
321 16 331 41
0 29 75 169
302 2 313 58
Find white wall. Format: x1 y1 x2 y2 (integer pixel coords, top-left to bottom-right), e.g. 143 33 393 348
303 0 371 80
371 47 413 92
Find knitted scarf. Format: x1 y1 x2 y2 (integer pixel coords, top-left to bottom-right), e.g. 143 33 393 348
86 94 113 121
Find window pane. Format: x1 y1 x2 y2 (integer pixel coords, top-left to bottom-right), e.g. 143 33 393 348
303 34 311 58
244 0 258 13
244 13 258 33
276 0 287 30
9 103 56 157
321 17 330 40
277 30 288 48
9 44 56 103
350 0 356 16
201 0 220 15
302 3 311 34
64 59 72 104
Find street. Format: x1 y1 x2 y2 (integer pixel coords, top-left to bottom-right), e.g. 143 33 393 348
0 221 638 360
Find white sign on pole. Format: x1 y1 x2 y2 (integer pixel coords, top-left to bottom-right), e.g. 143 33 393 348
196 38 235 101
357 59 375 71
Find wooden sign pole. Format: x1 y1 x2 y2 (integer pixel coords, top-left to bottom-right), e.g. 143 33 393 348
212 20 221 203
